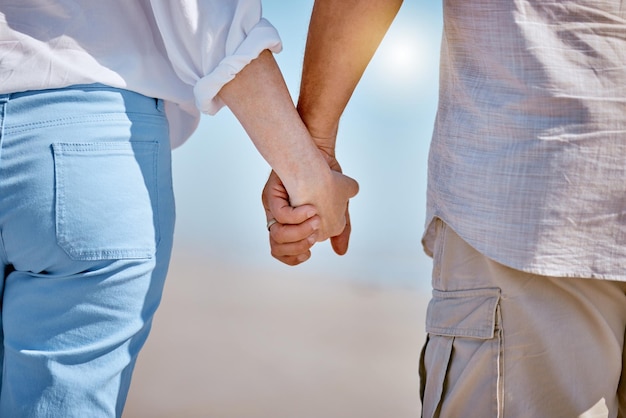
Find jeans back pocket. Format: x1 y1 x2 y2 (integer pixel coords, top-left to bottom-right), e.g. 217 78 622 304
53 141 159 260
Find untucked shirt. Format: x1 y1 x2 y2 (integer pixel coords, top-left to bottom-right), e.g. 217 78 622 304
424 0 626 280
0 0 282 147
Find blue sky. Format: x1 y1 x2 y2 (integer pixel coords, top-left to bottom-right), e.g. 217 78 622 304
171 1 443 289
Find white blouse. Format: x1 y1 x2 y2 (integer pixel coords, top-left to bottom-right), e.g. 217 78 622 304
0 0 283 147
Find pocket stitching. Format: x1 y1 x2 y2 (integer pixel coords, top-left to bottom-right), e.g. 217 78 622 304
53 142 159 260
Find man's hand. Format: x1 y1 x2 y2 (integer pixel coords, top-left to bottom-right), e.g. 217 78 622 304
313 139 353 256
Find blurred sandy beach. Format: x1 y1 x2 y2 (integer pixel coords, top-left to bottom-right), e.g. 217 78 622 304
123 247 428 418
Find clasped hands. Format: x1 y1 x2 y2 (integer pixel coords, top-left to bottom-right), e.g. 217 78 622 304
262 149 358 266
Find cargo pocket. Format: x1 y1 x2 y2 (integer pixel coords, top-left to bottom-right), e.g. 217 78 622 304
53 141 159 260
420 287 502 418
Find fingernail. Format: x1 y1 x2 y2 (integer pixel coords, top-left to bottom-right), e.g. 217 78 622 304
297 254 309 263
306 209 316 218
311 218 321 230
308 235 317 245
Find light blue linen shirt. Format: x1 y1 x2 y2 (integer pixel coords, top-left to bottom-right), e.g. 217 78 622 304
424 0 626 280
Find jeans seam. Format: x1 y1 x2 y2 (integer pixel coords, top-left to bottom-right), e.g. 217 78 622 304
0 228 9 265
4 113 164 134
152 140 161 249
0 101 6 265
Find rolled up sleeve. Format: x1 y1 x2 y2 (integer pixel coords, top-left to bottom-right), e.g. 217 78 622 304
150 0 282 115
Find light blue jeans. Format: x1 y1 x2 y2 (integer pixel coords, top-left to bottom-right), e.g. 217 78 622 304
0 85 175 417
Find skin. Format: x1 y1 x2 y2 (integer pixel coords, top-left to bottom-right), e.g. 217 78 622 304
263 0 403 265
217 49 359 242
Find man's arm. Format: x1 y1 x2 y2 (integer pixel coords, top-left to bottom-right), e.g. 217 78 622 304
297 0 403 146
218 49 358 242
265 0 403 264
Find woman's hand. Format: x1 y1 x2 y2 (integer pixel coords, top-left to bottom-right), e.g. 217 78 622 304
262 171 320 265
262 147 357 266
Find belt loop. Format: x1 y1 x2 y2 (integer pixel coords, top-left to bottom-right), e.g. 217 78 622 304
155 98 165 112
0 94 9 105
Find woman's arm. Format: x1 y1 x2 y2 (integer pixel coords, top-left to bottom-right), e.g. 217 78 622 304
217 49 358 242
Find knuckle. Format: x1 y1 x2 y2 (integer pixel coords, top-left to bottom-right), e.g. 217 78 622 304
270 247 282 259
269 227 287 244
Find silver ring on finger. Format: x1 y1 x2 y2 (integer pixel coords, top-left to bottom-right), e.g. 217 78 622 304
266 218 278 231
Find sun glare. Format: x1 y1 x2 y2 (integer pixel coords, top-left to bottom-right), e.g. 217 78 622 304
388 39 421 75
371 23 438 88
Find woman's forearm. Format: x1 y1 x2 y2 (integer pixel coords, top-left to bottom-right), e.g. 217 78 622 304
217 49 358 239
217 50 331 203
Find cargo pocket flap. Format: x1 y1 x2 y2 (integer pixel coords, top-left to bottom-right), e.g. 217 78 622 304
426 288 500 339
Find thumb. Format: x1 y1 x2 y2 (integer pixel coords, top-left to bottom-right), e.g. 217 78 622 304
330 208 352 255
336 172 359 199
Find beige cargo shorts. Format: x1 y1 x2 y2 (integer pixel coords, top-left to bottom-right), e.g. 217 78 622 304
420 220 626 418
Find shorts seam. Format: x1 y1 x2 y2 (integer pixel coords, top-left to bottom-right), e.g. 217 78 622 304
432 219 448 288
497 305 504 418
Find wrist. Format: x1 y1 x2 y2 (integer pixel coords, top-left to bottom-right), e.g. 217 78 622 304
284 160 334 208
296 105 339 153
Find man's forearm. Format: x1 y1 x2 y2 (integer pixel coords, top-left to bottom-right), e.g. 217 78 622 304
297 0 403 147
